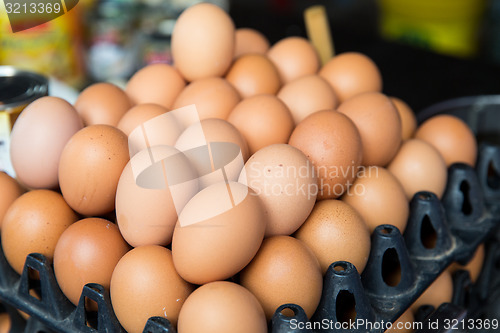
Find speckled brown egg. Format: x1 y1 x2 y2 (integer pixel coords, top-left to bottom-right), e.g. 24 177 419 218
288 110 363 200
338 92 402 166
415 114 477 167
2 190 77 274
267 37 320 83
110 246 194 332
294 199 371 274
342 166 409 233
239 144 317 236
240 235 323 320
448 244 485 283
277 74 338 124
226 54 281 98
53 218 130 306
75 83 132 127
58 125 129 216
172 3 235 81
391 97 417 141
126 64 186 109
177 281 267 333
228 95 294 155
172 77 241 126
0 172 24 228
116 103 169 136
234 28 270 58
411 270 453 314
319 52 382 102
388 139 448 199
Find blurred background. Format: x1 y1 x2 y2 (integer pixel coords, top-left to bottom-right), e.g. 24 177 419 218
1 0 500 112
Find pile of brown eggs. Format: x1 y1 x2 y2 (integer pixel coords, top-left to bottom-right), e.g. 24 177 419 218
0 3 486 333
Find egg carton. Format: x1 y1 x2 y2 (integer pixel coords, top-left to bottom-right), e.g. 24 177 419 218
0 97 499 333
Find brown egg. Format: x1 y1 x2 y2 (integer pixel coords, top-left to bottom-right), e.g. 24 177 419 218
267 37 320 83
226 54 281 98
53 218 130 306
0 312 10 333
411 270 453 313
391 97 417 141
0 172 23 228
234 28 270 58
448 243 485 283
116 146 198 247
385 309 415 333
10 96 83 189
172 182 266 285
288 110 363 200
172 3 235 81
239 144 317 236
116 103 169 136
278 74 338 125
177 281 267 333
240 235 323 320
111 246 194 332
74 83 132 127
172 77 241 126
126 64 186 109
388 139 448 199
319 52 382 102
58 125 129 216
415 114 477 167
1 190 77 274
294 200 371 274
338 92 402 166
342 166 409 233
228 95 294 155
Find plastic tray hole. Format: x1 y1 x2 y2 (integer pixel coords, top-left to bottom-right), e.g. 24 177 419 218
336 290 356 323
280 307 297 317
27 267 42 301
420 215 437 249
84 297 99 329
487 161 500 190
382 248 401 287
460 181 473 216
381 227 393 235
333 263 347 272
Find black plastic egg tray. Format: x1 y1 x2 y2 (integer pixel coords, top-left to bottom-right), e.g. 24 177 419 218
0 97 499 333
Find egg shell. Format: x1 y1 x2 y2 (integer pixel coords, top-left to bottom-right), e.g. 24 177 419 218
110 246 193 332
288 110 363 200
294 199 371 274
172 77 241 126
228 95 294 155
319 52 382 102
177 281 267 333
1 190 77 274
53 218 130 306
342 166 409 233
385 309 415 333
415 114 477 167
226 54 281 98
0 172 24 228
74 83 132 127
390 97 417 141
240 235 323 320
9 96 83 189
117 103 169 136
171 3 235 81
126 64 186 109
277 74 338 125
388 139 448 199
448 243 485 283
267 37 320 83
116 146 198 247
338 92 402 166
171 181 266 285
411 270 453 314
58 125 129 216
239 144 317 236
0 313 10 333
234 28 270 58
